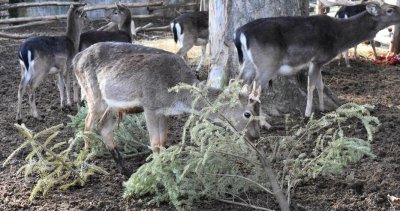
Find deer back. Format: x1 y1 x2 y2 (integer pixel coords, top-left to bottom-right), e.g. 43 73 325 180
74 42 197 111
172 11 209 42
235 4 400 70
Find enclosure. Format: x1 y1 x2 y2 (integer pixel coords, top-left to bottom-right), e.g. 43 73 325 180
0 0 400 210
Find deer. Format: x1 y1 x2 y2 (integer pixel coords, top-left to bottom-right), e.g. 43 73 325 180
79 3 132 51
16 4 88 124
234 2 400 117
335 4 378 67
170 11 209 72
73 42 261 176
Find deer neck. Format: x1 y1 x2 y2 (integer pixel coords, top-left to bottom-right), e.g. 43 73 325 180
176 87 223 115
119 17 132 40
66 18 82 53
336 12 380 52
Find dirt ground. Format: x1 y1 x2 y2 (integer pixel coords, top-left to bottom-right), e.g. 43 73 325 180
0 20 400 211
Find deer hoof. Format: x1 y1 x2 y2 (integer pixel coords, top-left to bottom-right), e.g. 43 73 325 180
121 168 133 177
61 106 72 112
17 118 22 125
33 116 45 123
79 100 86 107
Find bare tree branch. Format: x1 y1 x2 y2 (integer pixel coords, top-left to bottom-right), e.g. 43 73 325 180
0 2 83 11
138 25 170 32
0 15 65 24
0 20 54 30
0 32 34 39
318 0 384 7
215 197 274 211
83 1 164 12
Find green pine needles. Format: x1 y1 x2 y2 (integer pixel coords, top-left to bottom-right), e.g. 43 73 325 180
3 123 109 201
123 81 380 210
3 104 151 201
68 106 150 157
279 103 380 201
124 81 274 209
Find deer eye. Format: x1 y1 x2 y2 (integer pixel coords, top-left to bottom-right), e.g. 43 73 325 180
243 111 252 119
387 8 394 15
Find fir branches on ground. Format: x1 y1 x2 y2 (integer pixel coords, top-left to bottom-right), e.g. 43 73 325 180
277 103 380 202
123 82 380 210
68 106 151 157
3 105 151 201
124 81 280 210
2 123 108 200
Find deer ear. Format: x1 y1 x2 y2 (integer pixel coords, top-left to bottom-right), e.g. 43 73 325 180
366 4 380 16
116 2 125 10
76 7 85 15
249 82 261 103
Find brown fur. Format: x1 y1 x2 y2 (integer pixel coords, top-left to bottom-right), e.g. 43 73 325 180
73 42 261 174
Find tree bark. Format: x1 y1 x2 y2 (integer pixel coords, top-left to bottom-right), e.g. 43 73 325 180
390 0 400 53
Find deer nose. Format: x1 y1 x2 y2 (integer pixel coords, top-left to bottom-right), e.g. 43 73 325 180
246 130 260 142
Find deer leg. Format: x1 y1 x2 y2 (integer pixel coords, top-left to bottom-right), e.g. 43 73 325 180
16 70 27 123
97 109 130 176
196 45 207 72
353 45 358 62
305 63 321 117
84 110 99 147
56 73 66 109
144 109 166 153
238 60 256 85
16 61 32 123
316 70 325 112
64 67 72 107
338 52 343 66
158 116 168 148
177 42 194 61
28 87 39 119
370 40 378 60
72 73 80 104
345 50 351 68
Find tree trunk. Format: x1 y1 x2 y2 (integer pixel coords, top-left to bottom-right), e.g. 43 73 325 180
207 0 339 117
390 0 400 53
207 0 308 89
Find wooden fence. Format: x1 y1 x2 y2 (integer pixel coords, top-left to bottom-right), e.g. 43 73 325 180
0 0 199 27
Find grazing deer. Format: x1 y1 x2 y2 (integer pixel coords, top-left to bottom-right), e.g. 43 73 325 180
170 11 209 72
16 4 87 124
235 2 400 117
335 4 378 67
79 3 132 51
73 42 261 175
